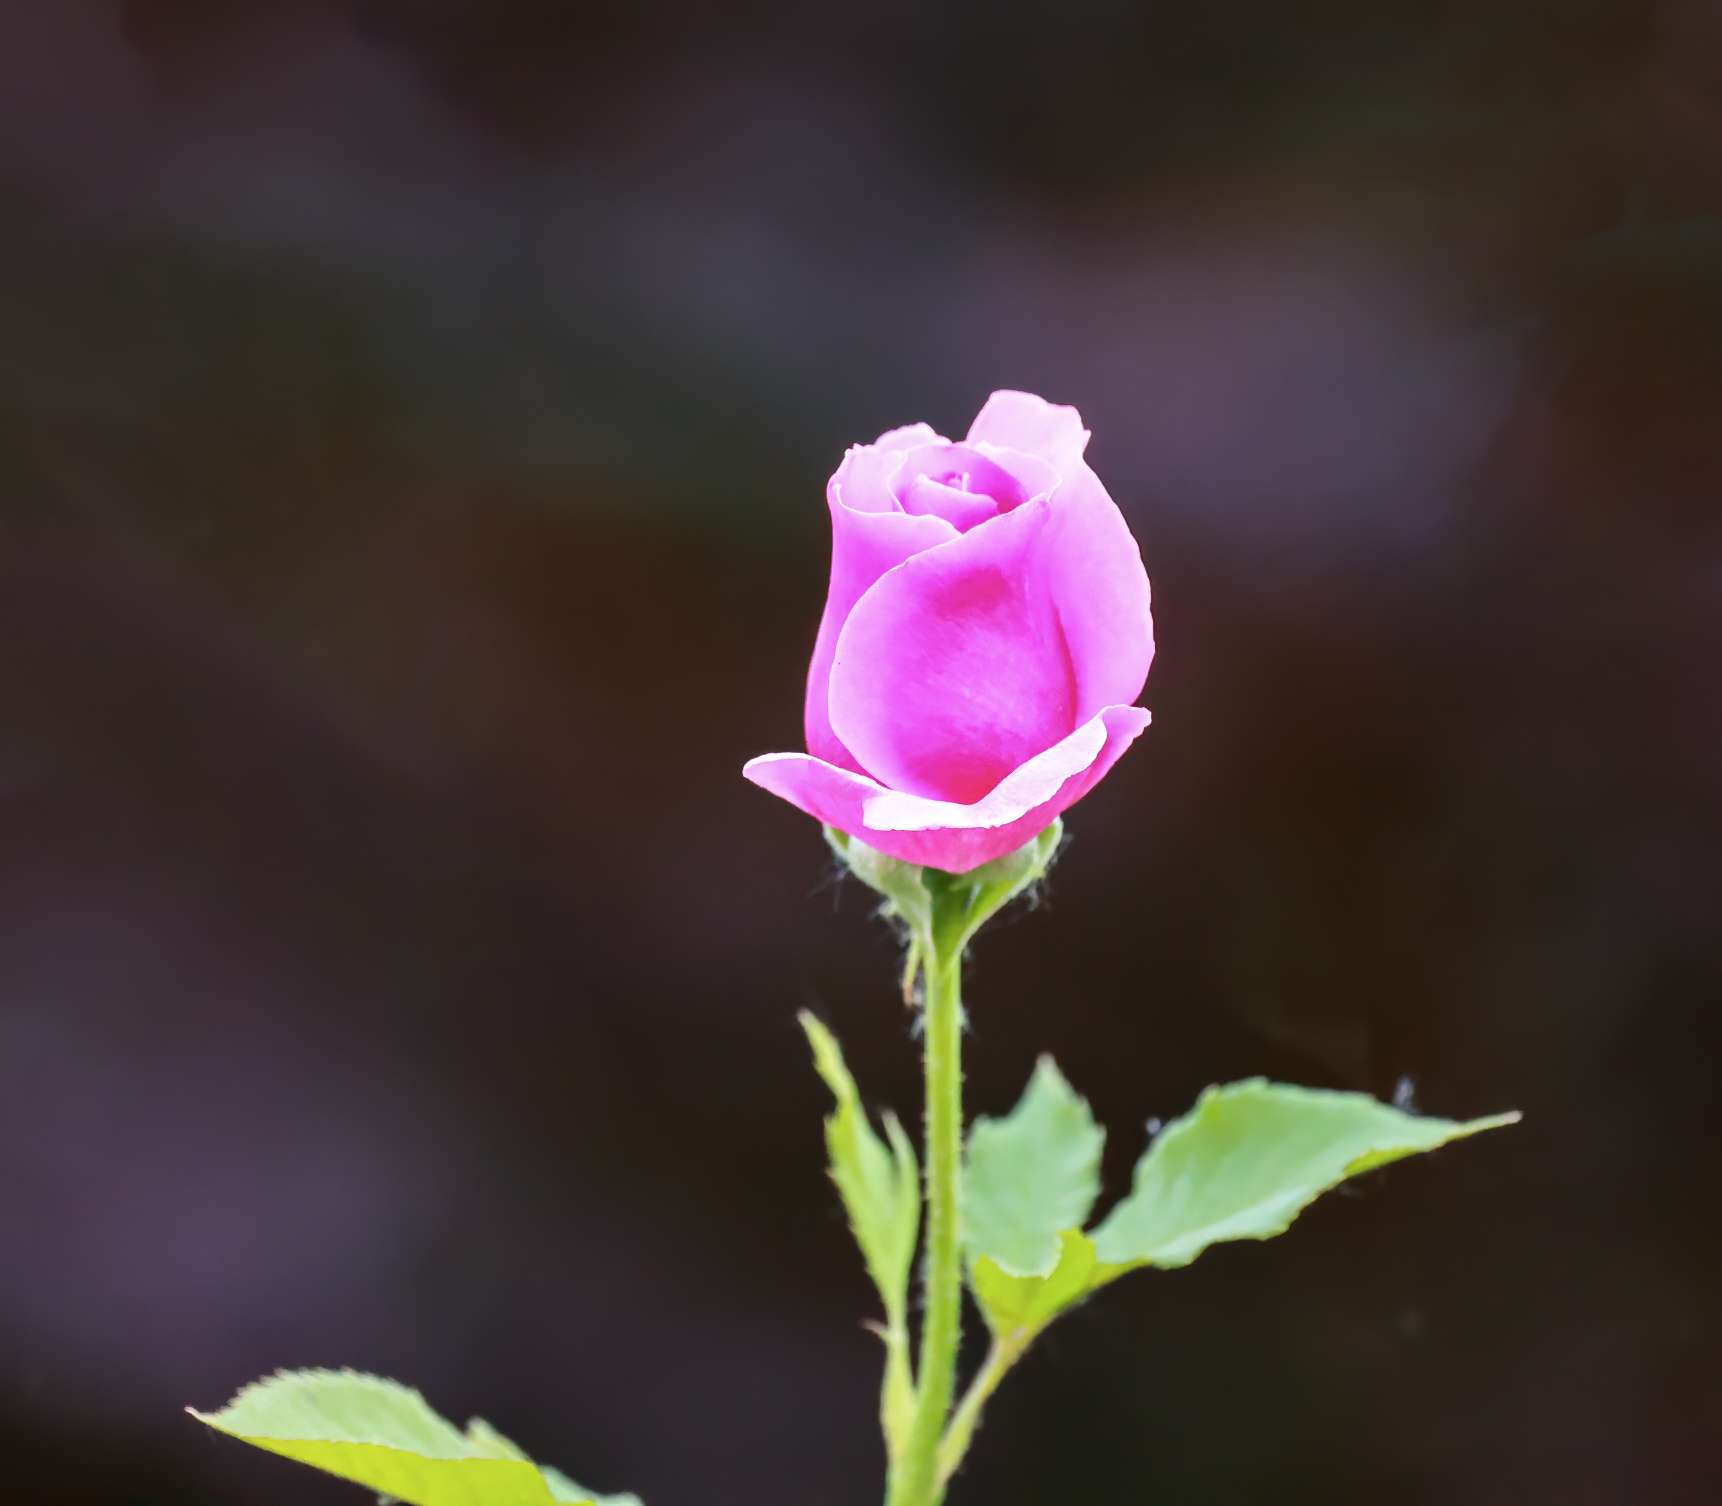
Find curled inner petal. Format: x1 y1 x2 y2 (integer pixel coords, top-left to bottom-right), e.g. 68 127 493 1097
895 443 1029 507
900 475 1000 531
891 442 1060 534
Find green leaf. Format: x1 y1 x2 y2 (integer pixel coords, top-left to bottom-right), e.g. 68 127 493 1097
190 1370 639 1506
543 1465 642 1506
971 1228 1099 1338
1091 1078 1520 1272
467 1420 642 1506
967 1080 1518 1343
799 1011 920 1322
964 1055 1104 1277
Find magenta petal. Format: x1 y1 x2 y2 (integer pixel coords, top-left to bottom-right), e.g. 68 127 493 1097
743 705 1150 873
741 752 891 849
829 427 953 519
805 456 956 769
948 442 1059 505
864 705 1149 830
828 499 1079 803
873 421 946 451
829 441 912 516
966 390 1090 472
1041 465 1155 720
895 443 1035 505
900 476 1000 531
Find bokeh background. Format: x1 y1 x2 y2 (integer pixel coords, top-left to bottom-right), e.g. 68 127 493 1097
3 3 1720 1502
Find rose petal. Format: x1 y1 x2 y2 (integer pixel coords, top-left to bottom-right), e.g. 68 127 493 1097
1041 465 1155 720
873 421 947 452
966 390 1090 472
742 705 1151 873
864 705 1149 829
829 440 912 516
950 442 1060 504
804 449 956 769
900 475 1001 531
895 443 1033 507
894 441 1061 532
828 499 1079 803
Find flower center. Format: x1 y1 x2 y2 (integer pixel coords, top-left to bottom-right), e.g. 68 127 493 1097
894 444 1032 532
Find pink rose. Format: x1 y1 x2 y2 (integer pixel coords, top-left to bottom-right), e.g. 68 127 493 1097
744 390 1154 874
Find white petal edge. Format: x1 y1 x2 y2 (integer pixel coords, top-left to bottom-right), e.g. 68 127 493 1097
864 707 1148 831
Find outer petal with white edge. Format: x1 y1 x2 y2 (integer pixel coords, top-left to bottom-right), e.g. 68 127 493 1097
743 705 1150 874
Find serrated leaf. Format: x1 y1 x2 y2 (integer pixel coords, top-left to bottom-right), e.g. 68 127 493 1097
540 1464 643 1506
799 1012 920 1322
971 1228 1099 1338
191 1370 638 1506
964 1056 1104 1278
467 1420 642 1506
1091 1078 1520 1272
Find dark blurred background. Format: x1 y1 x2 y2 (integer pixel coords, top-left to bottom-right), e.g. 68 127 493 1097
3 2 1720 1502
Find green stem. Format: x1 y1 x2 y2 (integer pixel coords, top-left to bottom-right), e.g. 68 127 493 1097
934 1334 1026 1488
886 938 965 1506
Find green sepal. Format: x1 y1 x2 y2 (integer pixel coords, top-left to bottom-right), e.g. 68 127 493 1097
824 821 1063 963
189 1369 639 1506
923 820 1063 956
823 826 935 941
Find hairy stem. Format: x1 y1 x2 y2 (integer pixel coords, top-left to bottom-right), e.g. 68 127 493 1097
886 939 964 1506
